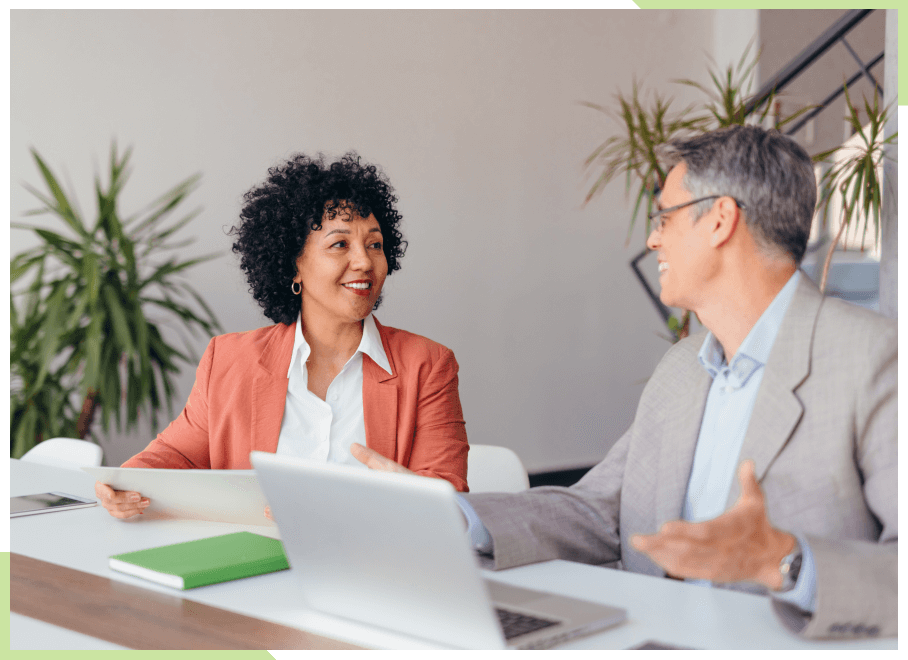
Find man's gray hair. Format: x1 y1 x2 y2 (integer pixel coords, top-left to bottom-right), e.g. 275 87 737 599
656 125 816 265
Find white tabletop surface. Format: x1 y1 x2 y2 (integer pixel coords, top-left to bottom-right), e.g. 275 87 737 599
9 459 897 650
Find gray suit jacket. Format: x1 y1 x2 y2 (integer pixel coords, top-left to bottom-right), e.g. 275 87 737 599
465 275 897 640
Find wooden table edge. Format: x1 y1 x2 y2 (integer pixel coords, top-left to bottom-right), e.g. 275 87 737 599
10 552 361 650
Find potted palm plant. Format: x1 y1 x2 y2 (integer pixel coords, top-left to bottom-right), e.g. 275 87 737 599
580 46 888 339
10 144 222 458
814 87 896 294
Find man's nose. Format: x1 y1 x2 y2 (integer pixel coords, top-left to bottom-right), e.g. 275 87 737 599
646 227 660 251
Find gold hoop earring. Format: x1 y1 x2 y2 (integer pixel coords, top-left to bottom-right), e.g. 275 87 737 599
291 282 301 295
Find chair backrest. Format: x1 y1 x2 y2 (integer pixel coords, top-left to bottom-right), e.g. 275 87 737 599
466 444 530 493
21 437 104 470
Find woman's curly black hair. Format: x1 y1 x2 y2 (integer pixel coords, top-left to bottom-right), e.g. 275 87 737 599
230 152 406 325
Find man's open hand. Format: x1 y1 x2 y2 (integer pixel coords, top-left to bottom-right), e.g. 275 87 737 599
350 443 414 476
630 460 795 590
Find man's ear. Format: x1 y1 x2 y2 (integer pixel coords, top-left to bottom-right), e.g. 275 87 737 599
708 196 741 248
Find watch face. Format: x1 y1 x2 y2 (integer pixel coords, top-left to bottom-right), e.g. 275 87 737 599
780 551 802 591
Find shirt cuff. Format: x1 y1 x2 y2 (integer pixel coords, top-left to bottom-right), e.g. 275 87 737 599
454 494 494 555
771 533 817 614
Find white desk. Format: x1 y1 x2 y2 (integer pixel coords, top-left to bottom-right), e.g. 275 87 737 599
9 459 896 650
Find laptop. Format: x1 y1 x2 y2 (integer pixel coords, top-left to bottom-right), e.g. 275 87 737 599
250 451 626 649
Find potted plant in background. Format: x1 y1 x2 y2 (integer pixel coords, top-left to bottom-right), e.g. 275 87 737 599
814 87 896 294
580 46 891 341
10 144 222 459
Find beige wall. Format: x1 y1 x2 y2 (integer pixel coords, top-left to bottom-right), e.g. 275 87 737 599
12 9 727 470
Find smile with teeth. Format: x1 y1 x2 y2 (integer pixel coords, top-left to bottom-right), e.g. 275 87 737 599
659 263 669 274
343 282 371 290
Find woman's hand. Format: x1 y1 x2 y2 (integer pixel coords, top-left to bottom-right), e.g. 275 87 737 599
265 445 412 521
350 443 414 476
94 481 150 519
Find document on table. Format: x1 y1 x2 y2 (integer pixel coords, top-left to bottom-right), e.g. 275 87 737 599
83 467 274 526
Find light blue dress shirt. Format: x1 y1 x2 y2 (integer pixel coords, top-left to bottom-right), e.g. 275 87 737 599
683 270 816 613
458 270 816 613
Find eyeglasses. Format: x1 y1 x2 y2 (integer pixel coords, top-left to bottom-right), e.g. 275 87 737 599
647 196 746 232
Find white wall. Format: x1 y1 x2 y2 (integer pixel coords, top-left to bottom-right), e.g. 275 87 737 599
714 9 759 77
879 9 898 319
11 9 720 471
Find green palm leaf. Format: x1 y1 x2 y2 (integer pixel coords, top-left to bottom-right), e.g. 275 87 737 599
10 143 223 457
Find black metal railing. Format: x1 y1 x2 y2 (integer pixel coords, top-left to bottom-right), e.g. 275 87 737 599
632 8 883 323
743 9 880 117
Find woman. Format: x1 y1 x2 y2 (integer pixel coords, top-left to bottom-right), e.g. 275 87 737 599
96 152 469 518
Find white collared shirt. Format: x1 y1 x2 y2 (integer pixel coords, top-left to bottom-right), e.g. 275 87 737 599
275 314 392 467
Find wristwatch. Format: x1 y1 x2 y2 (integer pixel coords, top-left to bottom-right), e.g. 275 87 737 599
778 539 803 592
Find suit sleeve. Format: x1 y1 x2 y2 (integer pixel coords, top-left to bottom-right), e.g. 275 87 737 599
774 327 897 639
462 427 629 570
406 347 469 492
120 338 216 469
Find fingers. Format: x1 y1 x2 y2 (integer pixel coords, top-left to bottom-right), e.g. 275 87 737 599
631 520 704 554
349 442 377 466
631 531 688 577
632 499 783 586
349 443 413 475
632 526 725 581
94 480 149 519
630 533 653 553
736 459 764 505
350 443 393 470
264 505 273 521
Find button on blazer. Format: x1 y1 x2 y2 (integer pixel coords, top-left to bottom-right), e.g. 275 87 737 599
122 317 469 492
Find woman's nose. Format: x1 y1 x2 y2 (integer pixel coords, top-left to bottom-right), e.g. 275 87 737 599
348 243 372 271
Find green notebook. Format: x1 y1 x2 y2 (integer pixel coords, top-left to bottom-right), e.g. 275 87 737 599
109 531 290 589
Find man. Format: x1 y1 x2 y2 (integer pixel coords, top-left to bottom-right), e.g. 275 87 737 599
353 125 897 640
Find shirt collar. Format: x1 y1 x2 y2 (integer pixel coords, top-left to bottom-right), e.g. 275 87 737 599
697 270 801 386
359 314 393 375
287 313 392 378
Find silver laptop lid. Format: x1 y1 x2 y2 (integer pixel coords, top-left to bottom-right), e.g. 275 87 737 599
250 451 506 649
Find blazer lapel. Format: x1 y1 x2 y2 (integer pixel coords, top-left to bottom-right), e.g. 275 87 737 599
656 351 712 527
251 323 297 454
362 357 398 458
362 317 399 459
725 274 822 506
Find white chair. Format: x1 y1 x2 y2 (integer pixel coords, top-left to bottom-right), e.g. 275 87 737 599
466 444 530 493
20 437 103 470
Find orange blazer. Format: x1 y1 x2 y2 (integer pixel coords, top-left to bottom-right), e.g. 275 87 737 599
122 318 469 491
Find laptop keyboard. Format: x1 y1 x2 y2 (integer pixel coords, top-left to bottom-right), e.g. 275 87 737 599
495 607 559 640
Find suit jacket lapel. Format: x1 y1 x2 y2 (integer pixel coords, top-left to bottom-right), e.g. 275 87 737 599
725 274 821 506
656 347 712 527
362 317 399 459
251 323 296 454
